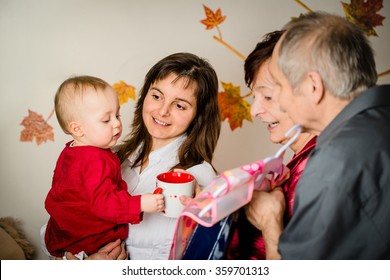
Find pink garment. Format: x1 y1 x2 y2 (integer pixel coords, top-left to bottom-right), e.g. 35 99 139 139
45 141 142 257
225 136 317 259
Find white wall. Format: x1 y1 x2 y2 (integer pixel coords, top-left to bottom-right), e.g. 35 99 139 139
1 0 389 259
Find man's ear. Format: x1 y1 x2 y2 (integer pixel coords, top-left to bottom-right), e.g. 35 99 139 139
68 121 83 137
306 71 324 104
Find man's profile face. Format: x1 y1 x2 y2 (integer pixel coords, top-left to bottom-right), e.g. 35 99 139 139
269 38 294 120
269 37 310 129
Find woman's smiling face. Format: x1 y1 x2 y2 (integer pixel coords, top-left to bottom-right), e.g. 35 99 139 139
142 73 197 150
250 59 296 146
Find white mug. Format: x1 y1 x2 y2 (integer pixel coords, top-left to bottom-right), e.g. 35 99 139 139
156 171 195 218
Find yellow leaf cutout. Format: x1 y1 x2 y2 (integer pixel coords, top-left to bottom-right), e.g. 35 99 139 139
112 80 136 105
20 110 54 145
218 82 252 131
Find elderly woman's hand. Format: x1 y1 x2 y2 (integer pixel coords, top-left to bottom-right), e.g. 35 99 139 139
245 187 285 231
245 187 286 259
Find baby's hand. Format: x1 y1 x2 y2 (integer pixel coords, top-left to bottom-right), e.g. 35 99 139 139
141 193 165 213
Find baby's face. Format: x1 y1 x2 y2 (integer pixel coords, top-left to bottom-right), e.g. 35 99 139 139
74 86 122 149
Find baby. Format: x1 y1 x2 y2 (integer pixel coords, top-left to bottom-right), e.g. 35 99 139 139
43 75 164 258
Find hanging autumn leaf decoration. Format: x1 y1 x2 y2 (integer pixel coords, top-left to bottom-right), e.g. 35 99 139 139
200 5 246 61
218 82 252 131
112 80 136 105
200 4 226 31
200 5 250 131
342 0 385 36
20 110 54 145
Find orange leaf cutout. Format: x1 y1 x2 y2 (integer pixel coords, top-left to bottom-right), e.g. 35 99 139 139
218 82 252 131
342 0 385 36
112 80 136 105
200 4 226 30
20 110 54 145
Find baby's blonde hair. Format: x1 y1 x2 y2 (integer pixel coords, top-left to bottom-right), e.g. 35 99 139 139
54 75 111 134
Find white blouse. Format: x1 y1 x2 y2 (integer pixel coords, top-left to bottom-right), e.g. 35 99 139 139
121 135 216 259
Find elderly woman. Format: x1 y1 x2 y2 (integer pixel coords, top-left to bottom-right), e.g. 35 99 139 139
225 31 316 260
